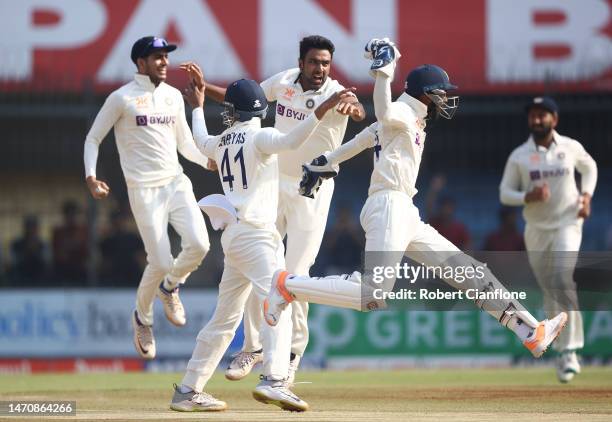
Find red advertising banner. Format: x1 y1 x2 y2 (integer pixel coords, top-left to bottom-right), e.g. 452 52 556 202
0 358 144 374
1 0 611 94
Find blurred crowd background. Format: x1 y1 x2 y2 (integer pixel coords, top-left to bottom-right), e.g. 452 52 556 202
1 0 611 290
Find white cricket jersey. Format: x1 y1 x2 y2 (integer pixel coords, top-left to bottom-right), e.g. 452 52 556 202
191 109 321 227
500 131 597 230
83 74 208 188
260 68 349 178
368 91 428 198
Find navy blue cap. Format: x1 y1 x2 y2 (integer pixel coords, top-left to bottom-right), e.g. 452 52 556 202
526 96 559 114
405 64 457 98
225 79 268 113
131 36 176 63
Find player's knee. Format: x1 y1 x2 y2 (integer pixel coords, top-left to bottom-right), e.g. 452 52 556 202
149 255 173 275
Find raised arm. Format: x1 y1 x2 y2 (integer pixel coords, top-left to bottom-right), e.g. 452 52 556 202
176 94 211 169
180 61 226 103
183 81 218 158
255 88 356 155
365 38 403 126
83 91 123 199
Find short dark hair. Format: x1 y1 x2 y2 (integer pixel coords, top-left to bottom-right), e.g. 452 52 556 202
299 35 335 60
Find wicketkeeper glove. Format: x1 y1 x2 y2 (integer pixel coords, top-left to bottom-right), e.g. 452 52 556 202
299 154 339 199
363 37 401 78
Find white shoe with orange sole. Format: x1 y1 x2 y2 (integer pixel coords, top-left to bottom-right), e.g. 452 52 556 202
523 312 568 358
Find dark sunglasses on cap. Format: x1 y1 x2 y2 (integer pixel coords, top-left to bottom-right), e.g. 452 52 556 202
131 36 177 63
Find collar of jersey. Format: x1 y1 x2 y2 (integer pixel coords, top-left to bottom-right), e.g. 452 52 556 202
232 117 262 128
134 73 161 91
528 130 559 152
397 92 428 119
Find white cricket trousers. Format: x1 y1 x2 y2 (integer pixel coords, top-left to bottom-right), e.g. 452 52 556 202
285 190 539 328
242 176 334 356
525 222 584 351
128 174 209 326
182 222 292 392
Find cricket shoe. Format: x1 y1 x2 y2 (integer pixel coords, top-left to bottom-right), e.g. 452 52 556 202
287 353 301 385
169 384 227 412
225 349 263 380
556 350 581 383
264 270 294 326
157 281 186 326
132 310 155 360
523 312 568 358
252 376 308 412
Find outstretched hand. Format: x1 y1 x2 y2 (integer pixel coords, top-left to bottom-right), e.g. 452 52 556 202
179 62 205 89
315 87 357 120
299 155 339 198
183 81 205 109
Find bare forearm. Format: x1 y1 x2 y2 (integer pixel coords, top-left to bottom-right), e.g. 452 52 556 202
205 83 227 103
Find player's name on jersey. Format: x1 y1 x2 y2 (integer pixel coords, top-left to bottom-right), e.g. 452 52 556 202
218 131 246 147
373 288 527 301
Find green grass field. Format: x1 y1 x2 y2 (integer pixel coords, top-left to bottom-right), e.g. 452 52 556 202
1 368 611 421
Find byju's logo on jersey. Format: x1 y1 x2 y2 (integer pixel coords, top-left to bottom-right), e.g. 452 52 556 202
529 170 541 181
276 104 307 120
135 115 176 127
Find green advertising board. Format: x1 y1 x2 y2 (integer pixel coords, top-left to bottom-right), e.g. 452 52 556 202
306 307 612 359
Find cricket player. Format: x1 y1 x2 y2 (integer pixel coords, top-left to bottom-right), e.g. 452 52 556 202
262 40 568 393
181 35 365 382
83 36 212 360
500 96 597 382
169 77 354 412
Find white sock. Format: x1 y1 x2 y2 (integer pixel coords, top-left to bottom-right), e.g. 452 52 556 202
508 317 534 341
285 274 363 310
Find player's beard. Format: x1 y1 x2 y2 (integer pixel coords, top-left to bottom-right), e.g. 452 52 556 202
529 123 553 141
426 102 439 121
303 73 326 91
